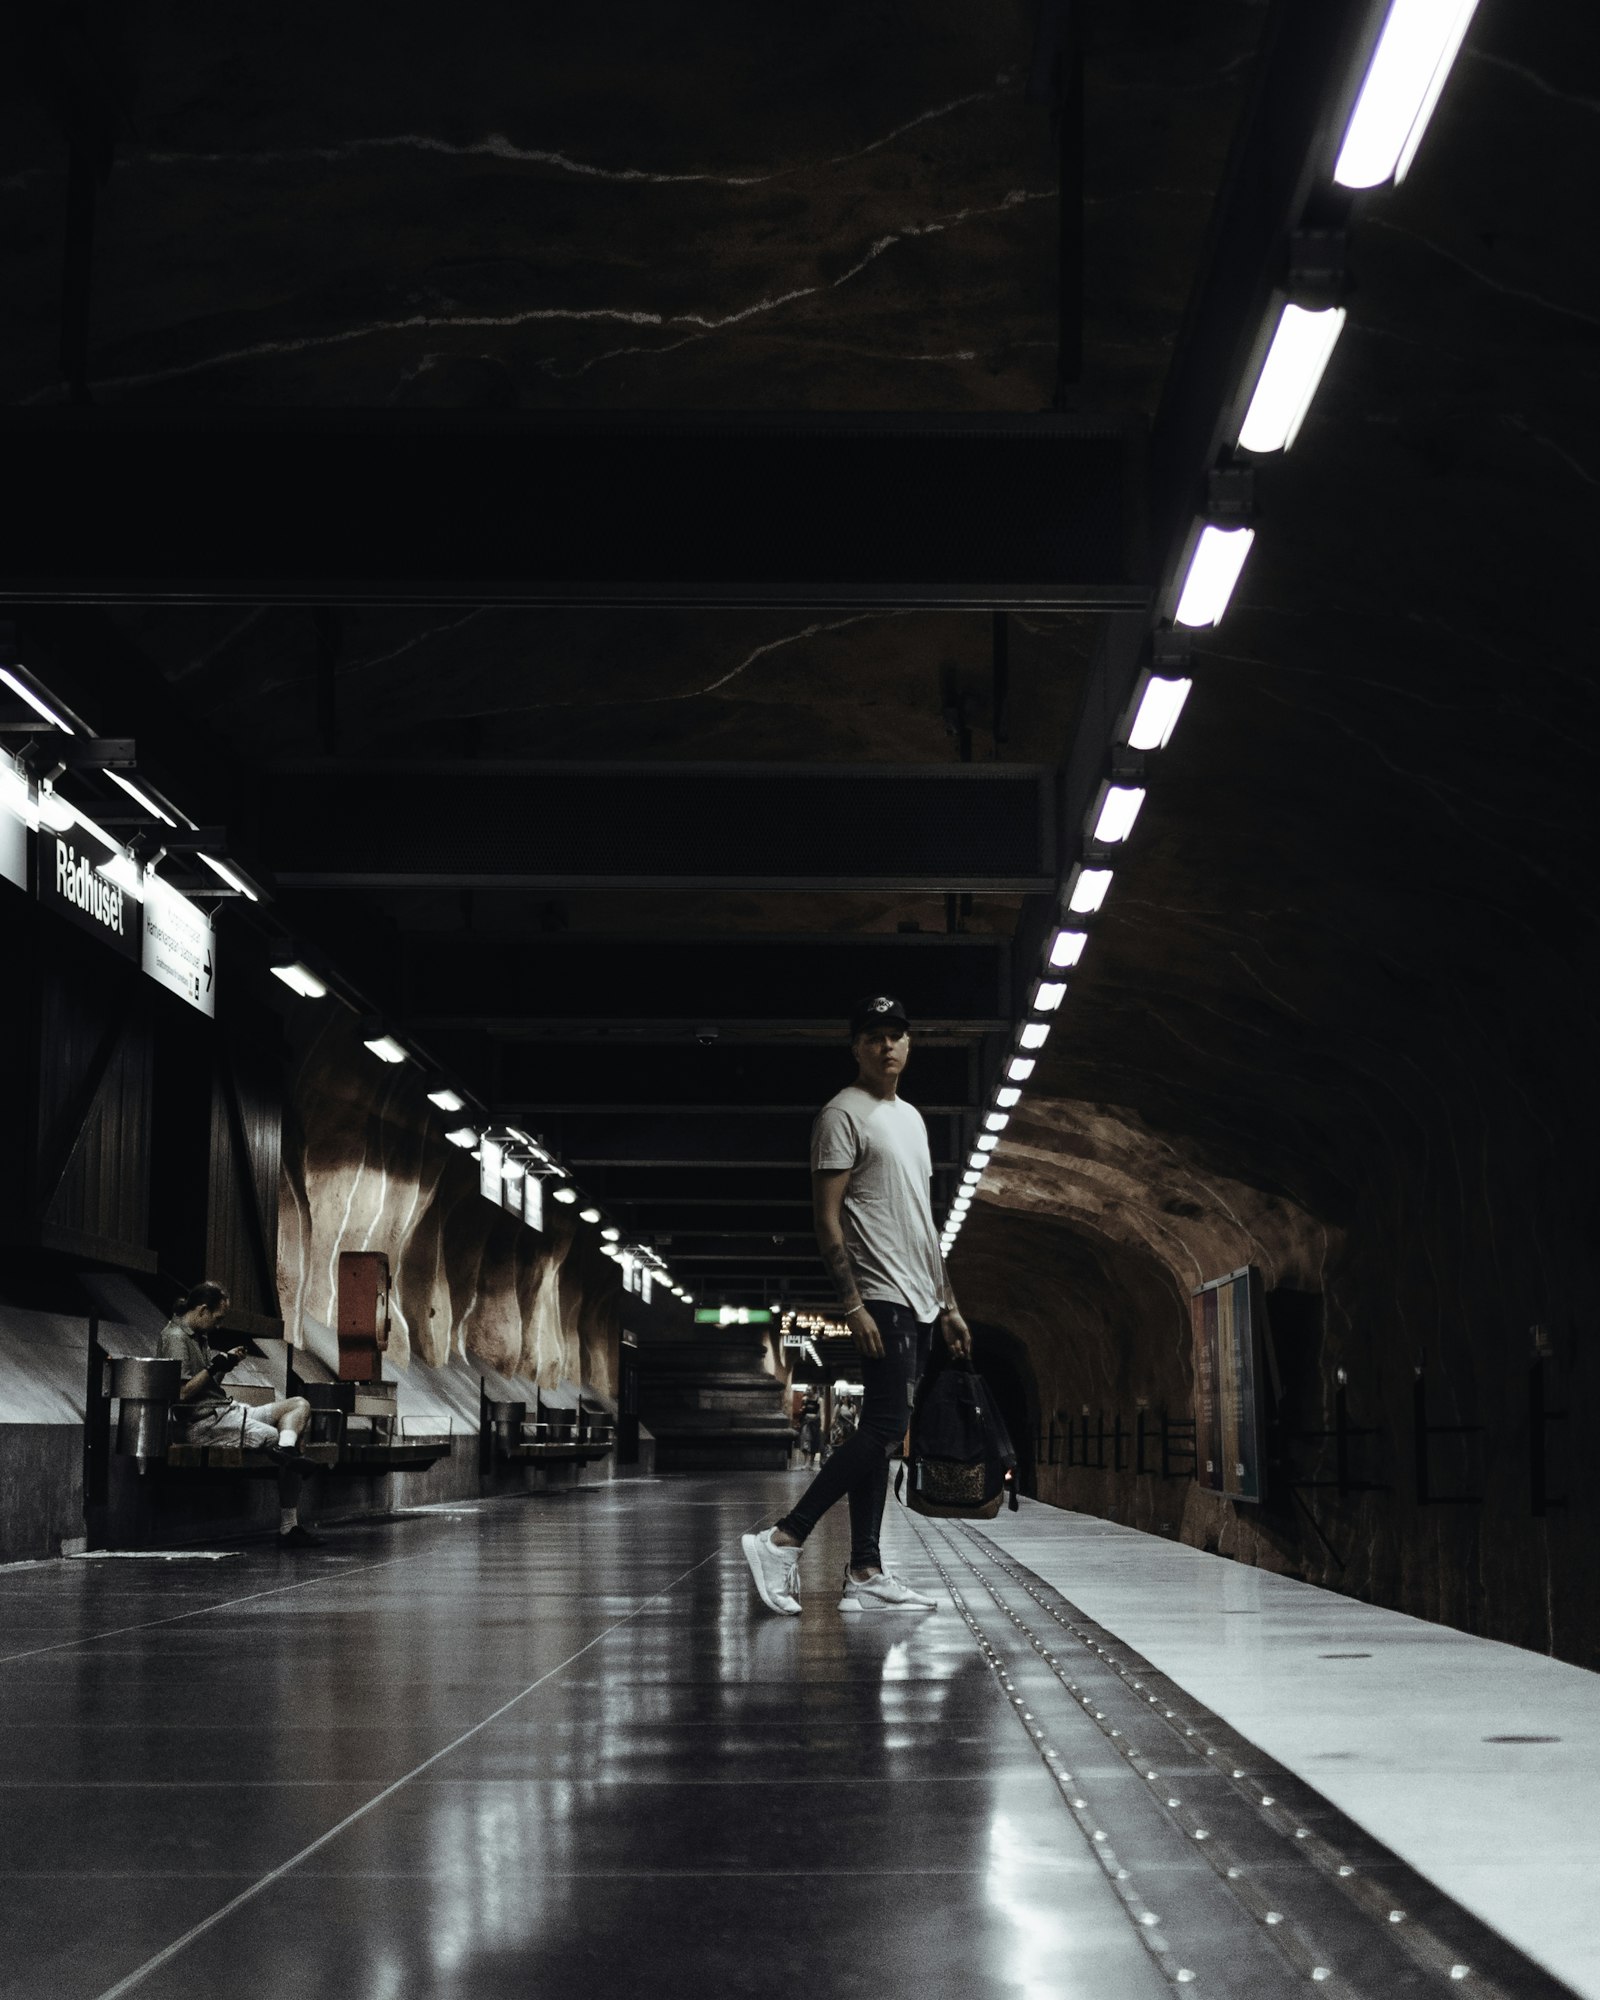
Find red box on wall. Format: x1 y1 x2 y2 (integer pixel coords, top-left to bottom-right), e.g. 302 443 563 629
337 1251 391 1383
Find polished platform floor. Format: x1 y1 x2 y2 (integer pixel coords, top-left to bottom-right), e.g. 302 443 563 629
0 1478 1588 2000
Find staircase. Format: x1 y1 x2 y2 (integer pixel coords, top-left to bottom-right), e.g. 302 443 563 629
634 1334 792 1472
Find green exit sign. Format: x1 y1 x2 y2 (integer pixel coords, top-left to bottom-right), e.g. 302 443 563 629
695 1307 772 1326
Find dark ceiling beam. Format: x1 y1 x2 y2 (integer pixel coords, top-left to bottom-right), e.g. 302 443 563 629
600 1165 959 1206
260 762 1056 894
406 932 1009 1032
561 1111 962 1167
0 412 1147 610
660 1223 824 1239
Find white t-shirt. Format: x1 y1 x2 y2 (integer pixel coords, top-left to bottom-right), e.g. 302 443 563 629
811 1085 946 1323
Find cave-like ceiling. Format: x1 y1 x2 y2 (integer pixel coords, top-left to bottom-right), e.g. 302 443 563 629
2 0 1594 1309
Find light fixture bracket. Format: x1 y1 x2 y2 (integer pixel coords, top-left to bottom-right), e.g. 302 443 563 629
1286 226 1348 309
16 735 136 774
1206 463 1255 524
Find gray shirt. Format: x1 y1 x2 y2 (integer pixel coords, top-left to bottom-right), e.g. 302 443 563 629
156 1318 229 1415
811 1085 947 1323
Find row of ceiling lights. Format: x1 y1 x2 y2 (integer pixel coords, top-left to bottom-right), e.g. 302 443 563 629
0 660 691 1308
0 664 265 903
940 0 1476 1264
309 1002 690 1303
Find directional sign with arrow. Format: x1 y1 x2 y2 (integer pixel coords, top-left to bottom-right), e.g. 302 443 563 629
142 875 216 1019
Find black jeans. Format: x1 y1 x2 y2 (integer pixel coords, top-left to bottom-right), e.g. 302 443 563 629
776 1300 933 1571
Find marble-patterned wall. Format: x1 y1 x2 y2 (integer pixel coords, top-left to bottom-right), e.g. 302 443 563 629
277 1009 620 1400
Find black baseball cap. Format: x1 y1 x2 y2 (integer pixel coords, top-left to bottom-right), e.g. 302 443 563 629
849 994 910 1037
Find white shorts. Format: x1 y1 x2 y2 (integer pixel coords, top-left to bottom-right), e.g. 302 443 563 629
184 1403 280 1452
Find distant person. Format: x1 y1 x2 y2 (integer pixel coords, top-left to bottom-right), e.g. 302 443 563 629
157 1281 321 1550
797 1396 822 1468
742 996 970 1614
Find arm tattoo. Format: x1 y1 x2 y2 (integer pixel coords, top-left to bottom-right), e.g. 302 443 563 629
820 1235 861 1311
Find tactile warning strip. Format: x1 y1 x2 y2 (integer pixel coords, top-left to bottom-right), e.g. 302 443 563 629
917 1516 1579 2000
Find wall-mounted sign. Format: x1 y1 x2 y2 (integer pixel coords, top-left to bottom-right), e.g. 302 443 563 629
0 758 26 893
479 1137 503 1204
522 1173 544 1232
141 876 215 1018
37 821 138 960
1190 1266 1267 1504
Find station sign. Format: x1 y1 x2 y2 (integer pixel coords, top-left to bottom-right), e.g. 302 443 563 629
141 876 215 1018
479 1137 504 1204
0 771 25 892
695 1306 771 1326
521 1171 544 1231
37 817 138 960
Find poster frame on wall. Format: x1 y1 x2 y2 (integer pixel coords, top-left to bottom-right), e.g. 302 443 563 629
1189 1265 1270 1505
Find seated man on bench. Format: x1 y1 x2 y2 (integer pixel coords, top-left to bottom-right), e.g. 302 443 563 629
157 1280 321 1550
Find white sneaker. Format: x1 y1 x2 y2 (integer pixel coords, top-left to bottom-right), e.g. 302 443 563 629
742 1529 802 1615
838 1565 938 1613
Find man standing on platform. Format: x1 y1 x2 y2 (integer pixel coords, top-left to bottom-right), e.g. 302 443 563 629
742 996 970 1614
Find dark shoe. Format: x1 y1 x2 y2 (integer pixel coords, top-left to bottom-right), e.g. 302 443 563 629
278 1523 323 1549
272 1443 304 1471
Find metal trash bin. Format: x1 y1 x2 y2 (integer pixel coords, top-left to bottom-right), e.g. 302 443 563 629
488 1399 527 1458
110 1357 182 1468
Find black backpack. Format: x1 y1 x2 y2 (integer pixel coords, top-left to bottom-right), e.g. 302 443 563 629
897 1360 1019 1519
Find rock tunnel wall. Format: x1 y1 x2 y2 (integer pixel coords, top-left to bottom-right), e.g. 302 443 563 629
277 1010 620 1401
959 1069 1596 1668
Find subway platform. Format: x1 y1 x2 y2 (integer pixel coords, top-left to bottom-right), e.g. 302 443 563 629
0 1479 1593 2000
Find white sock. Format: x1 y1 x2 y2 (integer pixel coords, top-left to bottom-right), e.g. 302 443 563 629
278 1428 298 1450
279 1506 298 1534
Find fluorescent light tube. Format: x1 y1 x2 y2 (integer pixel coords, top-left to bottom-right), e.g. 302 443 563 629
445 1126 478 1149
1092 784 1146 845
1068 867 1112 914
578 1206 601 1224
1174 524 1255 628
363 1033 408 1064
1048 929 1087 969
984 1110 1009 1133
996 1086 1021 1109
427 1087 466 1111
601 1226 621 1242
1019 1021 1051 1051
962 1169 982 1186
270 962 327 999
552 1185 578 1205
0 667 75 733
1239 305 1346 453
1334 0 1478 190
1006 1057 1035 1083
1033 980 1066 1014
104 769 177 826
977 1133 999 1153
1127 674 1194 752
198 852 259 901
